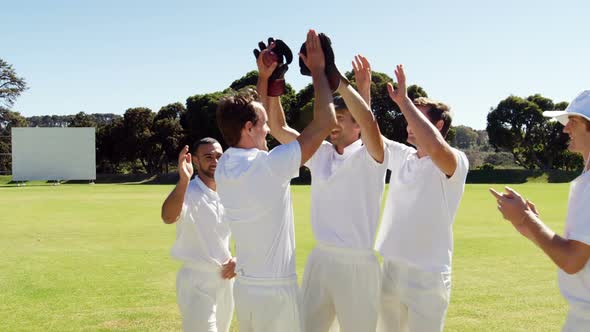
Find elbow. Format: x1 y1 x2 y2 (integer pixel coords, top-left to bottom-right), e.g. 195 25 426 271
562 260 585 275
161 210 177 224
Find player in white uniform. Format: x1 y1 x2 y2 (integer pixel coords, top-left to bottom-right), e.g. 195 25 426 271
266 52 386 331
214 29 337 332
161 138 236 332
373 65 469 332
490 90 590 332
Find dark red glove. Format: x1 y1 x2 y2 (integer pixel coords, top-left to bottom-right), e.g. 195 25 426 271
253 38 293 96
298 33 348 92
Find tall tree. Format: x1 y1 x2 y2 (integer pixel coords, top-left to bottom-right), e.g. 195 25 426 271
153 102 185 173
182 92 225 146
122 107 157 173
486 94 570 170
0 107 27 173
452 125 479 149
96 117 126 173
0 59 28 108
69 112 96 128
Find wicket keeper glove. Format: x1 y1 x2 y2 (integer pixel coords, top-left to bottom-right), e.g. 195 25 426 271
253 38 293 96
298 33 349 92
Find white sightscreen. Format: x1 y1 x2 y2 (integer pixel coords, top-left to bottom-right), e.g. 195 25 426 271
12 127 96 181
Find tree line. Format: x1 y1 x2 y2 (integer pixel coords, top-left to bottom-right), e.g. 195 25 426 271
0 57 584 175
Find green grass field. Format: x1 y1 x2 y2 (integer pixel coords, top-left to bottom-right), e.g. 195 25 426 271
0 181 570 331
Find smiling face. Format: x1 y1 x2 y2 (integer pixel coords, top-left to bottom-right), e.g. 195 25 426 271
192 142 223 180
329 108 360 149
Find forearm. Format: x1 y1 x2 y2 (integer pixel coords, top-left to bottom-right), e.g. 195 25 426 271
337 83 383 162
312 71 336 129
161 179 189 224
398 96 446 152
357 83 371 109
256 77 269 110
523 212 583 274
337 83 375 127
267 97 299 144
297 72 337 165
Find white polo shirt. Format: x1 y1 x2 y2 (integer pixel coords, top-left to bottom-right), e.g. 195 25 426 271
215 140 301 279
375 139 469 273
559 171 590 313
305 139 387 249
171 176 232 269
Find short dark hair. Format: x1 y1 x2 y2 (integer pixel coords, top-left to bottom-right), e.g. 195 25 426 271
191 137 220 155
216 88 259 147
333 95 357 123
413 97 452 137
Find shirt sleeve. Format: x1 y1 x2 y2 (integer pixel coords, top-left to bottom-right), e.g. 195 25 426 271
448 149 469 183
304 140 331 170
384 138 415 171
267 140 302 181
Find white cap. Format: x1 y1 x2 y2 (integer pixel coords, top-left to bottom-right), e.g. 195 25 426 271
543 90 590 125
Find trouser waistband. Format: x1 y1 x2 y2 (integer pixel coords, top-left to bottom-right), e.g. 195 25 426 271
236 274 298 286
315 241 376 258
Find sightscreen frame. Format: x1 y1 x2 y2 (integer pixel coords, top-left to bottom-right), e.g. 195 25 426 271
11 127 96 181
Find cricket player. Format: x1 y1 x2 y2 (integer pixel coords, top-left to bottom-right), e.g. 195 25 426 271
214 29 337 332
264 47 386 330
374 65 469 332
161 138 236 332
490 90 590 332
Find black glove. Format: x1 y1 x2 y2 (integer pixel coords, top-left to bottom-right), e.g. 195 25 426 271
253 38 293 96
298 33 348 92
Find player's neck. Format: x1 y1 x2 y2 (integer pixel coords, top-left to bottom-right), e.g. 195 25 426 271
198 174 216 191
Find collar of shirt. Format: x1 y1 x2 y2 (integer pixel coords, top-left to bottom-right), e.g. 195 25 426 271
193 175 219 201
333 139 363 160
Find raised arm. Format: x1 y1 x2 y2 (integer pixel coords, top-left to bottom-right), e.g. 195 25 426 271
352 55 371 108
341 54 383 163
161 146 193 224
490 187 590 274
387 65 457 176
255 44 300 144
296 29 337 166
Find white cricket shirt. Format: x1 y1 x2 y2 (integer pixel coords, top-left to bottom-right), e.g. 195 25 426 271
306 139 387 249
215 141 301 279
171 176 232 268
375 140 468 272
559 171 590 313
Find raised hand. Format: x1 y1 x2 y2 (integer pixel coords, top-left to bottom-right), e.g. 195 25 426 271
256 47 279 80
352 54 371 93
386 64 408 105
177 145 193 182
299 29 325 76
253 37 293 96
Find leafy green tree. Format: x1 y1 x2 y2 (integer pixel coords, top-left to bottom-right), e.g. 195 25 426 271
486 94 569 170
122 107 157 173
69 112 96 128
0 107 27 173
153 102 185 173
0 58 28 108
452 125 479 149
182 92 225 146
96 117 126 173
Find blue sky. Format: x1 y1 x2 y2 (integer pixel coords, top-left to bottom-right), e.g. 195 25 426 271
3 0 589 129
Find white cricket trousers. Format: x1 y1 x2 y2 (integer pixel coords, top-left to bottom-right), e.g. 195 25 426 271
377 260 451 332
234 274 302 332
301 242 381 332
176 263 234 332
562 306 590 332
